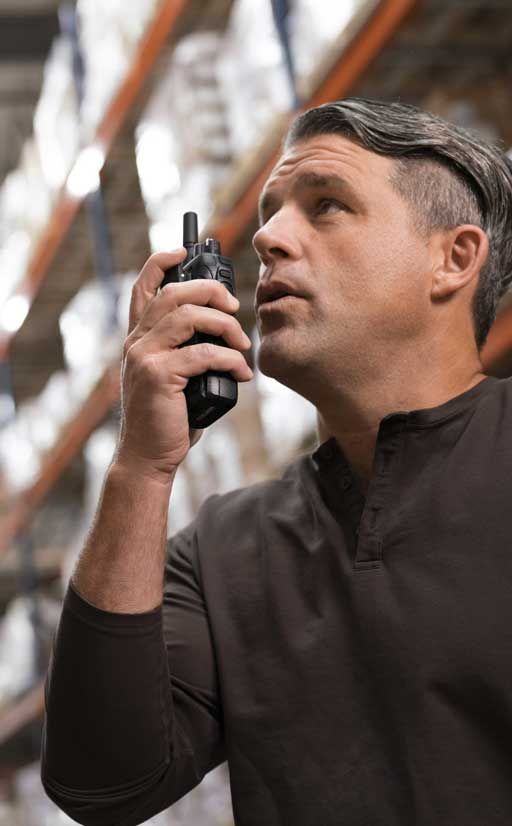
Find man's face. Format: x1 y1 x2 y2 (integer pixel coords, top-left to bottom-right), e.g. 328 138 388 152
252 134 436 392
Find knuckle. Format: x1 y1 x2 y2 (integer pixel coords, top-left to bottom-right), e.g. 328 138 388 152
161 282 178 303
181 345 198 365
176 303 195 336
139 353 160 379
199 341 216 359
124 338 138 363
178 302 194 319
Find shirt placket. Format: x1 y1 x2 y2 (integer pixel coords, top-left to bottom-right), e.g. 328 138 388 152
354 413 407 571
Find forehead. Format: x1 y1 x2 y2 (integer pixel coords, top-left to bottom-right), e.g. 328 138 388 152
263 134 394 192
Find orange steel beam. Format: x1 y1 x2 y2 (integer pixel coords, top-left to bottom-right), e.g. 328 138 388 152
0 0 186 361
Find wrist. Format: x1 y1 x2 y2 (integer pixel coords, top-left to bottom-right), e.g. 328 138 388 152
110 449 178 490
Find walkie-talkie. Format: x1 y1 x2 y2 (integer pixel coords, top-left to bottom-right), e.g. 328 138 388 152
160 212 238 428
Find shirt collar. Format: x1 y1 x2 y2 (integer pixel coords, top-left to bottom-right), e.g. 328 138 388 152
312 374 500 467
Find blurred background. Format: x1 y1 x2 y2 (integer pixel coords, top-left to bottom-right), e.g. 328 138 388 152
0 0 511 822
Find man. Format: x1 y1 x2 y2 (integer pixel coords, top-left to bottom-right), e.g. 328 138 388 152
41 98 512 825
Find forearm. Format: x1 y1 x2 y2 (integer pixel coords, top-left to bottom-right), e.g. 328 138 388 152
71 459 175 613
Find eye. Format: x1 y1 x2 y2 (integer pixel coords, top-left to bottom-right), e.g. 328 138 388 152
314 198 345 216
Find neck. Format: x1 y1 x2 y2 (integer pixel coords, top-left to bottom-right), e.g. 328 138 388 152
314 361 486 497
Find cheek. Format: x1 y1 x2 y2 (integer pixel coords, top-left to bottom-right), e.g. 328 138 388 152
365 225 430 299
321 230 430 336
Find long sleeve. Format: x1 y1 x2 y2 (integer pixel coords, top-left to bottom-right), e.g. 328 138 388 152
40 519 226 826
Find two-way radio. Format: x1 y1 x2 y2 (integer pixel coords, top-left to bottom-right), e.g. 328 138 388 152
160 212 238 429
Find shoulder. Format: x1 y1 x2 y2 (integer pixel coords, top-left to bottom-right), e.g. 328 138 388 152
166 450 315 564
198 449 312 538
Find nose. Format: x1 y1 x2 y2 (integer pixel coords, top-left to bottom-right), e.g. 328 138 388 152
252 208 301 272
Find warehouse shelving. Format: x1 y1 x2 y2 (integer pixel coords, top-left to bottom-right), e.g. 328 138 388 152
0 0 420 744
0 0 418 557
0 0 187 361
4 0 512 748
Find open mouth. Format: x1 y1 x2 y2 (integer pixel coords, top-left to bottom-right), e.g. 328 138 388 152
258 294 301 311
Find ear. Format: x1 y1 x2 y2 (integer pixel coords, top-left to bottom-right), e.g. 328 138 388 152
430 225 489 301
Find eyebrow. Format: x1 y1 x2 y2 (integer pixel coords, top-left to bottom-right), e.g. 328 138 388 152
258 171 359 224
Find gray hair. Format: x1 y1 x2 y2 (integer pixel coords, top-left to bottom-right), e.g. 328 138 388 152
284 97 512 351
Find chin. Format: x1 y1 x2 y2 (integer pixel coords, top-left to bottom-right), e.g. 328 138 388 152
256 333 308 385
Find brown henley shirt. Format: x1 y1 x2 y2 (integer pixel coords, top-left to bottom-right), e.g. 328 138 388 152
41 374 512 825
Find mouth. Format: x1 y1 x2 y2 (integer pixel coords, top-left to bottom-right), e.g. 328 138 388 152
258 293 300 310
255 277 307 311
257 294 302 312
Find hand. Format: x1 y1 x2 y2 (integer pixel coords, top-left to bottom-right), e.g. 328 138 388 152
115 249 253 483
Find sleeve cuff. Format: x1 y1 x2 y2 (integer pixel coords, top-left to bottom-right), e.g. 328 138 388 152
64 578 163 634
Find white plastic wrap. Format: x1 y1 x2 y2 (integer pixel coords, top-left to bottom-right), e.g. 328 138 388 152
0 138 53 322
33 35 80 192
216 0 293 160
0 226 32 310
147 163 228 252
17 139 53 240
77 0 162 140
136 31 232 249
0 32 78 319
0 270 135 497
0 416 41 492
0 596 38 706
166 33 231 167
290 0 368 96
59 275 133 375
138 0 372 245
0 369 87 492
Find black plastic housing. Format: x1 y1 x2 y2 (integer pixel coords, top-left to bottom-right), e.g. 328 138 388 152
160 213 238 428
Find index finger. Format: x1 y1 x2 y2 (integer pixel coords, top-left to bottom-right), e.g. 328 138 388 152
128 248 187 334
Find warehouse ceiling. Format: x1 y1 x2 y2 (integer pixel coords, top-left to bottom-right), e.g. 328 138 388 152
1 0 512 603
